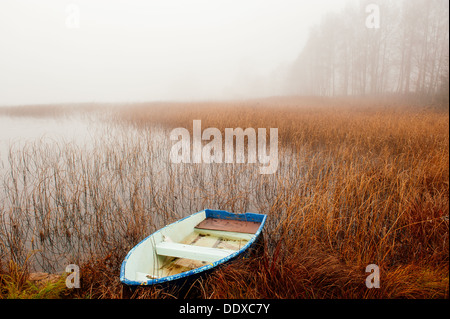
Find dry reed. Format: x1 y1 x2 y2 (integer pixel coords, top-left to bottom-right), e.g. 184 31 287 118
0 96 448 299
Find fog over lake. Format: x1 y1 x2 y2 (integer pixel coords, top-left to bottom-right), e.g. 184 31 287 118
0 0 353 106
0 0 447 299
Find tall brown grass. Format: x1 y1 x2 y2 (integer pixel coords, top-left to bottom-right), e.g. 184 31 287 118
0 96 448 298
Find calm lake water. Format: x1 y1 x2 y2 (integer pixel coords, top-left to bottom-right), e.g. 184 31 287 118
0 113 120 271
0 114 101 171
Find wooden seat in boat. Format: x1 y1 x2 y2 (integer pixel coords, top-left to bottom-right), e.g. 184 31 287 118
155 242 234 262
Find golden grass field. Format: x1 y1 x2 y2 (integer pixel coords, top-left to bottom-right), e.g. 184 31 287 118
0 96 448 298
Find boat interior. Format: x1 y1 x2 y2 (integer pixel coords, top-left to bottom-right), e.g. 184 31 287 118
134 216 262 282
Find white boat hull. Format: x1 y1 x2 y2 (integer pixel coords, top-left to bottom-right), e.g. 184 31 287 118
120 209 266 286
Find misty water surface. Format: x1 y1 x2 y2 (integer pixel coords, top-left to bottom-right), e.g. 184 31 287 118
0 114 99 170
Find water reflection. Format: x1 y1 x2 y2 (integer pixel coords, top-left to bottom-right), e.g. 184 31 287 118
0 115 99 171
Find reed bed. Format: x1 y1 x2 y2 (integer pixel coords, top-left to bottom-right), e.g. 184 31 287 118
0 96 448 298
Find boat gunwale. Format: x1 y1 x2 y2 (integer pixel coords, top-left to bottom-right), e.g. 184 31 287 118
120 209 267 286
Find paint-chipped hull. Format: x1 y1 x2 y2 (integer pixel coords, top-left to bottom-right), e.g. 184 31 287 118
120 209 266 286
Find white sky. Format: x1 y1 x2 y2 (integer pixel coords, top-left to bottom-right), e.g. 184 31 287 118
0 0 351 106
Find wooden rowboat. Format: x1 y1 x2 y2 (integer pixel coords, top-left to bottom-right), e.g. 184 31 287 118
120 209 267 286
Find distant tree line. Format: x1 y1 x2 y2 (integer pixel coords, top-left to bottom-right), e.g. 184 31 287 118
287 0 449 104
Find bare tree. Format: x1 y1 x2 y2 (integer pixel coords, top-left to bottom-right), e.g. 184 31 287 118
287 0 449 104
